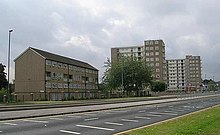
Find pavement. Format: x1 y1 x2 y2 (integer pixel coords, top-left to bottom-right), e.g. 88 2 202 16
0 93 219 121
0 95 177 112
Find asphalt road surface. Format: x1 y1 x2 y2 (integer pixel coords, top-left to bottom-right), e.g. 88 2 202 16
0 95 220 135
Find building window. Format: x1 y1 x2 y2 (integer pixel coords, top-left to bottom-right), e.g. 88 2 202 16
155 41 159 44
52 83 58 88
46 60 51 66
52 72 57 80
63 64 68 69
156 74 160 78
64 83 68 89
46 82 51 88
155 46 159 50
56 62 61 68
156 68 160 72
145 41 149 45
150 47 153 50
150 58 154 61
52 61 57 67
156 63 159 66
150 52 154 56
46 72 51 80
146 58 149 61
63 74 68 82
69 65 73 70
155 52 159 55
58 83 63 89
150 41 153 45
146 52 149 56
155 57 159 61
146 47 149 50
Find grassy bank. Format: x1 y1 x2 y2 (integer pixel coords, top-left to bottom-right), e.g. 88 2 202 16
120 105 220 135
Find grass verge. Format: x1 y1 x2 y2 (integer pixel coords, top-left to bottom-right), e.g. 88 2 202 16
119 105 220 135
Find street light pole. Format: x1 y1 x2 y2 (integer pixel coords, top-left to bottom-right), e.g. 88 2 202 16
7 29 13 102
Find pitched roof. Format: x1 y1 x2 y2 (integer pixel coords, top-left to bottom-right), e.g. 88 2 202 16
30 47 98 71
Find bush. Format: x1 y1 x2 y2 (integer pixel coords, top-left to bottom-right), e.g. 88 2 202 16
0 88 7 102
151 81 166 92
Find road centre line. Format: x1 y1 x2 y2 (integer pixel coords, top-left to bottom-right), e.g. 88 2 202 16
171 109 185 112
138 110 146 113
49 117 64 120
76 124 115 131
67 115 81 118
149 112 178 116
3 123 17 126
84 117 99 121
84 113 97 116
164 110 178 113
121 119 138 122
145 114 162 117
135 116 151 120
111 110 128 113
105 122 123 126
22 119 48 123
59 129 81 135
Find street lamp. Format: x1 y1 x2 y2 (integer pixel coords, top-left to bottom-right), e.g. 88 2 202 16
7 29 13 102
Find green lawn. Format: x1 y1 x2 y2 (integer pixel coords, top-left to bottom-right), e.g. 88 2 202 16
120 105 220 135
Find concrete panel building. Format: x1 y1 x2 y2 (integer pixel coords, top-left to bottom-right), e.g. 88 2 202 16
111 39 166 82
167 55 202 92
14 47 98 101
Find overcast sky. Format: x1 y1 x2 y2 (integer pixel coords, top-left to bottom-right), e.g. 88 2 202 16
1 0 220 82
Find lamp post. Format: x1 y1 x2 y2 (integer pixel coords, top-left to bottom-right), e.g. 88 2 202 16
7 29 13 102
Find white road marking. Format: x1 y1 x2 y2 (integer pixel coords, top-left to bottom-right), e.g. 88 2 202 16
164 110 178 113
183 106 192 108
84 117 98 121
84 113 97 116
135 116 151 120
111 110 128 113
60 129 81 134
149 112 178 116
169 106 174 108
121 119 138 122
49 117 64 120
67 115 81 118
3 123 17 126
22 119 48 123
146 114 162 117
138 110 146 113
0 131 2 133
76 124 115 131
105 122 123 126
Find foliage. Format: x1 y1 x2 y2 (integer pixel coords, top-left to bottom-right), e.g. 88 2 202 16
151 81 166 92
0 63 8 90
0 88 7 102
208 81 217 91
103 56 153 94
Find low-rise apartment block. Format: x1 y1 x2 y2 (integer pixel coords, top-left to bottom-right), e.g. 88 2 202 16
14 47 99 101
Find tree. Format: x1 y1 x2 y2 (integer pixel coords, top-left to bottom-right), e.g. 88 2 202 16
103 56 153 95
151 81 166 92
0 63 8 90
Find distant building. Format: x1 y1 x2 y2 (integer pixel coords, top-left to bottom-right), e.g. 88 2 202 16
14 47 99 101
166 59 185 91
111 39 166 82
166 55 202 92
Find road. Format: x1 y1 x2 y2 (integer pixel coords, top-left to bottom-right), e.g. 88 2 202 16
0 94 220 135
